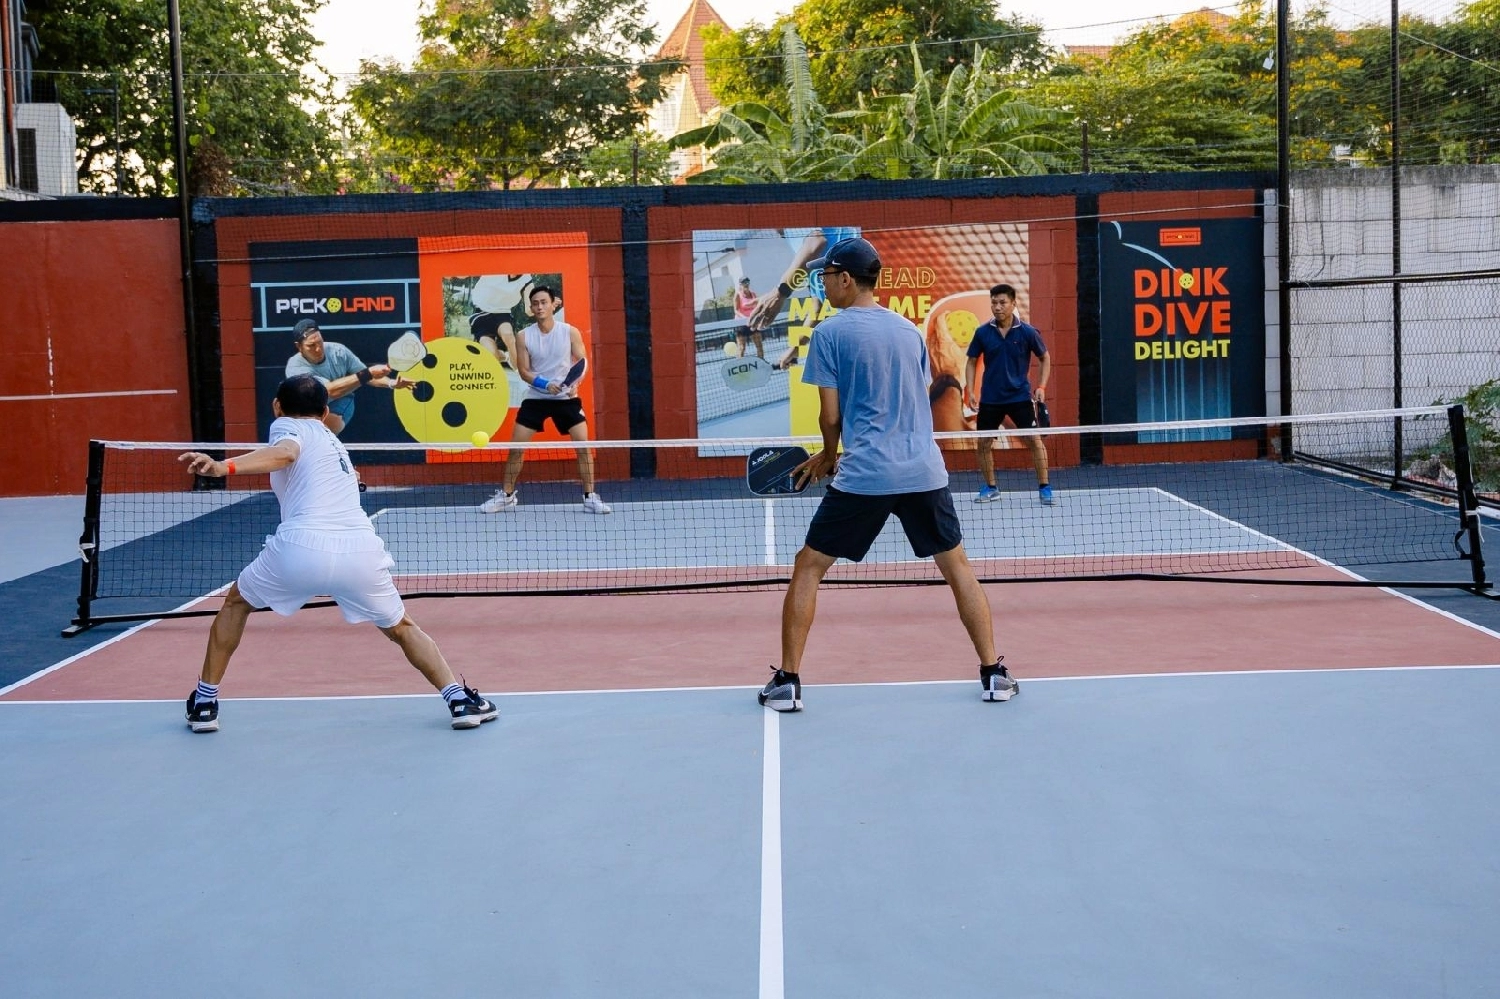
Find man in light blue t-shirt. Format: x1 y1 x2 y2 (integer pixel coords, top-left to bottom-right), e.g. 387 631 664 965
756 237 1021 713
284 319 412 434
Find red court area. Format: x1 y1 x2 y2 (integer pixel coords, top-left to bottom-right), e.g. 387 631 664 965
11 573 1500 701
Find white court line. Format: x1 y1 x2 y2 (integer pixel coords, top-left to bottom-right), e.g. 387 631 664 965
0 389 178 402
8 663 1500 706
760 708 785 999
763 500 776 567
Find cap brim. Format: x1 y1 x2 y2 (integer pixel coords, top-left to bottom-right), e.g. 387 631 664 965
806 254 831 272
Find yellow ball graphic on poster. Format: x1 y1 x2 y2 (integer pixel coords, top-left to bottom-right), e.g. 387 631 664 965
394 336 509 445
940 310 980 349
1178 271 1195 290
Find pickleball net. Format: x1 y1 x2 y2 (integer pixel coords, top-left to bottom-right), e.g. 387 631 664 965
63 405 1491 634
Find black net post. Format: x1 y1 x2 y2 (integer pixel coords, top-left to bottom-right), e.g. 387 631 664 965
1447 404 1490 593
61 440 107 637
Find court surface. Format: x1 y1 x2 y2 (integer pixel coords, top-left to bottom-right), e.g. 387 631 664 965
4 489 1500 997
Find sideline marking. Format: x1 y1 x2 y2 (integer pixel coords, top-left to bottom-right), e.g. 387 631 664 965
7 663 1500 706
760 708 785 999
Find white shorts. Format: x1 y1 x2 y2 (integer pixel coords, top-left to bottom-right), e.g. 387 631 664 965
236 532 406 628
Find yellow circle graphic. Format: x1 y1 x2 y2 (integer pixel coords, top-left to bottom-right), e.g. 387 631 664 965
940 309 980 348
1178 272 1195 290
326 298 342 313
394 336 510 445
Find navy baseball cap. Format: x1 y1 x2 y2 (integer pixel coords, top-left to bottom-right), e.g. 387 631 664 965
807 236 881 279
292 318 319 342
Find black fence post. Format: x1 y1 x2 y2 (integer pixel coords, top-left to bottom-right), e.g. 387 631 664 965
621 199 655 478
61 440 107 637
1448 404 1489 593
1075 192 1103 464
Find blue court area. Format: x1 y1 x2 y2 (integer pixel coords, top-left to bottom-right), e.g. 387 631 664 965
3 667 1499 997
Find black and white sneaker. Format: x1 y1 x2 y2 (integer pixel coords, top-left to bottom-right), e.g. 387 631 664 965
449 686 499 729
185 691 219 733
757 667 802 712
980 661 1019 703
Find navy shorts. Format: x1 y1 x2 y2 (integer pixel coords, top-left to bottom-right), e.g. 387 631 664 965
804 486 963 562
516 398 586 433
977 400 1036 431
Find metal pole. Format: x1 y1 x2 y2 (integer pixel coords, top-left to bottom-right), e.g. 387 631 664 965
1276 0 1293 457
1081 121 1091 173
1390 0 1404 482
167 0 204 443
1448 405 1489 592
112 72 123 195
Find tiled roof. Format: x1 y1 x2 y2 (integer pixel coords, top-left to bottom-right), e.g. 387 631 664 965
654 0 730 117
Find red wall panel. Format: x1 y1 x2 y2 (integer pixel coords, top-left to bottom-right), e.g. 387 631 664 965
0 219 189 494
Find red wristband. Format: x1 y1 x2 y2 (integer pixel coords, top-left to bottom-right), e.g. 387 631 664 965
225 460 237 475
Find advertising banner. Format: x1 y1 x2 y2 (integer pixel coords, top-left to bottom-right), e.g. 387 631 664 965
691 224 1030 443
1098 219 1265 439
250 234 594 458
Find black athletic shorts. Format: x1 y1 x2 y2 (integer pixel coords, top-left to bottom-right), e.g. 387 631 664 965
977 400 1037 431
804 485 963 562
516 398 586 433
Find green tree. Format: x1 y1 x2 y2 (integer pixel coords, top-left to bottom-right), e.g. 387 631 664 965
1032 4 1283 172
671 26 859 183
559 132 676 187
701 0 1048 117
348 0 678 190
1338 0 1500 165
831 44 1072 178
28 0 339 195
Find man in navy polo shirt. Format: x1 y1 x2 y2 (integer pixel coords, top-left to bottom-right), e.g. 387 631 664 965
963 284 1054 505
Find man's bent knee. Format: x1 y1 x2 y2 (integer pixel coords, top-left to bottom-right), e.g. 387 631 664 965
222 582 253 613
378 613 418 642
793 545 837 577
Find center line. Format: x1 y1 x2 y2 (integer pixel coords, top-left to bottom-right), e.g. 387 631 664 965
763 498 776 566
759 708 785 999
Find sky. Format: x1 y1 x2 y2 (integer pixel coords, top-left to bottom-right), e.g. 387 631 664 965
309 0 1461 75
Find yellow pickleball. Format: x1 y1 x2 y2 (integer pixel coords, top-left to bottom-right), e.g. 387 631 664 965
723 341 740 358
471 430 490 448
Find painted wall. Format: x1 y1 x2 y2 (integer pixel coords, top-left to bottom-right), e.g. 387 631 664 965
0 218 190 494
0 174 1276 496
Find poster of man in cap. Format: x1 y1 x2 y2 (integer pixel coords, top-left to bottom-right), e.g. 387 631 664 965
284 318 415 435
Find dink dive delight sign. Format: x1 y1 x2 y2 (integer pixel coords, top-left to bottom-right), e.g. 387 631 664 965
1099 219 1266 433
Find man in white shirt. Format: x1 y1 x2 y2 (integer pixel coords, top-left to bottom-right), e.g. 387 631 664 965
177 374 498 733
479 285 611 515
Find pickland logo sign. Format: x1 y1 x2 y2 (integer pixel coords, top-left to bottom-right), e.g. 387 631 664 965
1099 218 1265 424
273 294 400 317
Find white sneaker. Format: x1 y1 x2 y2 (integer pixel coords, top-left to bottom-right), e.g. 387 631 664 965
479 490 518 513
582 492 612 515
